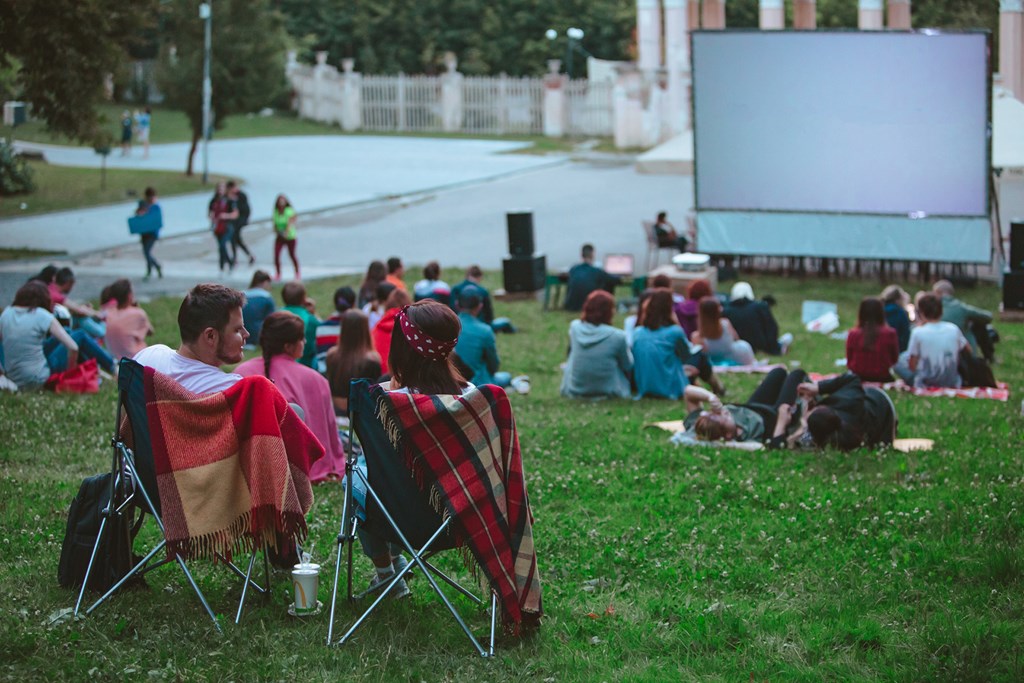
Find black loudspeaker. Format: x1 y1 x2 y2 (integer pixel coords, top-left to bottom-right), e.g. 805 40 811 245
1010 220 1024 272
507 211 535 257
1004 271 1024 311
503 254 546 292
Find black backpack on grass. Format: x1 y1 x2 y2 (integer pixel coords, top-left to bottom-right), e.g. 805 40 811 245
58 473 144 592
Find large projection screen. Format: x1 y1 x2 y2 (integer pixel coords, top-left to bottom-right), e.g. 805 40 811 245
691 31 991 262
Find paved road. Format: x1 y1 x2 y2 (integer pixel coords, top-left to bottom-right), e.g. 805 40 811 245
0 147 693 304
0 136 564 253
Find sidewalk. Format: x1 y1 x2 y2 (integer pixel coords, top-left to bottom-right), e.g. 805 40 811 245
0 136 566 254
0 157 690 305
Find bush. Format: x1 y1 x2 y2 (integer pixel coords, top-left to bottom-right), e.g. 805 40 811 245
0 140 35 195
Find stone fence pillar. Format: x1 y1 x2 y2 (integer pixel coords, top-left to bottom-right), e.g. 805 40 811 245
340 58 361 131
312 51 331 122
614 65 648 148
702 0 726 30
543 60 567 138
441 52 463 133
858 0 884 29
793 0 816 29
637 0 662 73
887 0 911 29
760 0 784 29
1001 0 1024 99
664 0 690 134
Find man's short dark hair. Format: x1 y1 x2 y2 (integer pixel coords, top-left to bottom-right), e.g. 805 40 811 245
334 286 356 313
466 265 483 279
144 186 157 200
178 284 245 344
226 180 237 190
55 267 75 287
581 244 594 260
458 285 484 311
387 257 403 273
917 293 943 321
281 281 306 307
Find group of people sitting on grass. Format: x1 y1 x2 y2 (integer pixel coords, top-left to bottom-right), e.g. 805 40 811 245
0 266 154 391
559 265 997 450
846 280 995 389
240 258 525 405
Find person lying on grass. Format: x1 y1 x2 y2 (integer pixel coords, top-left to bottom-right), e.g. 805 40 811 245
682 367 807 448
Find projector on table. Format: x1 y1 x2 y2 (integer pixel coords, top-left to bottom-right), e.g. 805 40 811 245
672 253 711 272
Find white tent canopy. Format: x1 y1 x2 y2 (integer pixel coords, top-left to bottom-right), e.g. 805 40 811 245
993 91 1024 170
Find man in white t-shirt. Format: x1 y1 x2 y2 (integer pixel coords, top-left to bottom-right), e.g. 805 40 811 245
906 293 968 389
134 283 249 394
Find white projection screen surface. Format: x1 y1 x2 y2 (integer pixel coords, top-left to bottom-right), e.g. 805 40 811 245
691 31 991 262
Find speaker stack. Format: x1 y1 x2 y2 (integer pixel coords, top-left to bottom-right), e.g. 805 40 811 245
1005 220 1024 311
502 211 546 292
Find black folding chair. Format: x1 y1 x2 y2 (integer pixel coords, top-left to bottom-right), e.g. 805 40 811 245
74 359 271 632
326 380 497 656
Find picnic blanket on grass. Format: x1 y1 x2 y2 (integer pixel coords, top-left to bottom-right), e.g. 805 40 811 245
373 383 542 633
712 361 786 374
143 368 324 561
808 373 1009 401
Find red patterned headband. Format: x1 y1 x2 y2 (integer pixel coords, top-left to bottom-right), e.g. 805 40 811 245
396 305 457 361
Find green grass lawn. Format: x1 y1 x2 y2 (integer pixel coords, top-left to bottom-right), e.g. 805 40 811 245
0 161 230 219
5 103 582 153
1 273 1021 680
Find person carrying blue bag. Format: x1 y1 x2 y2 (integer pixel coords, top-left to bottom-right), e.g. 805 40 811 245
128 187 163 280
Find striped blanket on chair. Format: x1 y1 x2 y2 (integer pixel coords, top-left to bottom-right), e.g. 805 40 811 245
374 383 543 633
143 368 324 561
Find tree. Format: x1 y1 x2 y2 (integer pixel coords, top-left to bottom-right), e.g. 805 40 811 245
275 0 637 76
157 0 289 176
0 0 155 143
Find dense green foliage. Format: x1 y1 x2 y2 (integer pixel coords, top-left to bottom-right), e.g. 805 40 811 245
156 0 290 174
0 0 155 144
1 272 1021 680
275 0 637 75
0 140 34 195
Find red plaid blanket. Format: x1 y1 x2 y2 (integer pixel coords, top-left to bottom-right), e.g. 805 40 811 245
809 373 1009 401
143 368 323 560
374 384 542 632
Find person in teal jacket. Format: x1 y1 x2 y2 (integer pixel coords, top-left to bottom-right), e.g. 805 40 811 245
281 281 319 368
632 289 697 400
453 286 510 387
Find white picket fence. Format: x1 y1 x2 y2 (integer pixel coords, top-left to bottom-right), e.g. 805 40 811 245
290 67 614 137
462 75 549 135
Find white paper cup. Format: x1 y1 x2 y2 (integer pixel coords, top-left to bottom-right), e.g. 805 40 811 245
292 568 319 614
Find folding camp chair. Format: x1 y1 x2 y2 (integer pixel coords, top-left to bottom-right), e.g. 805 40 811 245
74 359 272 632
326 380 498 657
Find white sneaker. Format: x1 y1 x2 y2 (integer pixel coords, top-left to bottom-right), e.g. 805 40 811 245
392 554 412 578
368 570 410 599
510 375 531 395
778 333 794 355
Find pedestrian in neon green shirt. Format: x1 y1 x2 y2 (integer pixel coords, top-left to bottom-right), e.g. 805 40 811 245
273 194 299 280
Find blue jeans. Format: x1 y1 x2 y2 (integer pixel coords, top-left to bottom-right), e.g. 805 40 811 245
141 234 161 276
344 458 402 560
892 350 914 383
217 227 235 271
73 316 106 339
45 330 115 373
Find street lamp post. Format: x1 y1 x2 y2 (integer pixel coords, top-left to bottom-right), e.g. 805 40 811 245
566 27 584 80
199 2 212 184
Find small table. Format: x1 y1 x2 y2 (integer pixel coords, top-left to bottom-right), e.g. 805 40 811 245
646 264 718 295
